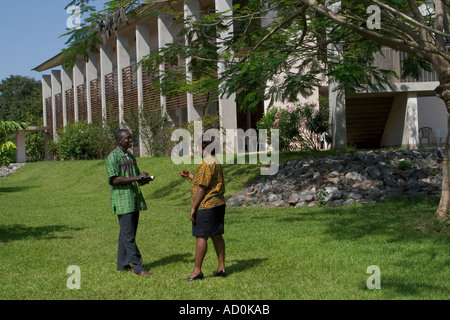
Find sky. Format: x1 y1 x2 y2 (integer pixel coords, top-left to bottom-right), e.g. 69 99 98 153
0 0 107 83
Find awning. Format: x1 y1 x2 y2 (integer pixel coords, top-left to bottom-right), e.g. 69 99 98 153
33 52 65 72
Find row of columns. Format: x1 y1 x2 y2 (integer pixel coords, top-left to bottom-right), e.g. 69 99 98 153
41 0 238 156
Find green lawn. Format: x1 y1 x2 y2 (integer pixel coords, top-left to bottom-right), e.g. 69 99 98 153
0 155 448 300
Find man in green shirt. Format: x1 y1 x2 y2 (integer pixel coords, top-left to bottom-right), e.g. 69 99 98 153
106 129 153 276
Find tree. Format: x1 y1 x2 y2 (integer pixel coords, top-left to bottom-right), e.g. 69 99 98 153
61 0 449 222
0 75 43 124
298 0 450 222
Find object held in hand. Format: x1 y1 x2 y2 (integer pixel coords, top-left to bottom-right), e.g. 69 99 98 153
139 174 154 185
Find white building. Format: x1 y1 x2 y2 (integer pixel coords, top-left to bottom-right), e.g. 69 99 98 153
33 0 447 158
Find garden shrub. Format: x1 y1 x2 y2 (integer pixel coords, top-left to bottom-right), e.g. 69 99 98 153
257 100 330 151
50 121 114 160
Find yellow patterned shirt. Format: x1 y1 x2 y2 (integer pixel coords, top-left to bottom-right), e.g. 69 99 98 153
191 155 225 210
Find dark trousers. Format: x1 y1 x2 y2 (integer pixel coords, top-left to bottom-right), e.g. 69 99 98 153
117 211 144 274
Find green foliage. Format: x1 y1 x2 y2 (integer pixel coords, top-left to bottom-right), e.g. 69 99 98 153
0 120 27 166
0 76 42 123
401 55 433 80
257 102 330 151
25 131 45 163
24 115 45 163
125 109 175 157
397 160 414 171
0 141 17 167
316 186 329 207
257 106 301 151
0 120 27 140
49 121 113 160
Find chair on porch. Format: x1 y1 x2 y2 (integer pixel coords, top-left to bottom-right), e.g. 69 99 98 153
419 127 433 147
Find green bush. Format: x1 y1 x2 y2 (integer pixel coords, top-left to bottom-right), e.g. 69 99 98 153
50 121 114 160
0 120 27 166
126 109 175 157
25 131 45 162
257 106 301 151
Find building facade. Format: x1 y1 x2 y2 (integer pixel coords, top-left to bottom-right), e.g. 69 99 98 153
34 0 447 158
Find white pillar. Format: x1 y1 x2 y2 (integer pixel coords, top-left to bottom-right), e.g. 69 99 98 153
216 0 237 153
158 13 174 117
61 67 73 127
329 86 347 149
51 70 62 139
42 75 52 128
73 59 85 122
328 43 347 149
100 44 113 122
117 34 131 125
15 130 26 163
86 52 99 124
184 0 202 122
402 92 419 149
136 24 151 157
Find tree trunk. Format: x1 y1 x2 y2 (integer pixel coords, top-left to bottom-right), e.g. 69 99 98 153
434 82 450 222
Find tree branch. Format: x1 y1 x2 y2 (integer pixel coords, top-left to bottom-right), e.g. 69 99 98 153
303 0 432 61
251 4 308 54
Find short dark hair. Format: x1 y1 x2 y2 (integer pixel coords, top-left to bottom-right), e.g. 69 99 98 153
115 129 130 142
201 135 217 155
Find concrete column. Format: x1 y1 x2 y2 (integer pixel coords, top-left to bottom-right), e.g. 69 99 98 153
61 67 73 127
136 24 151 157
184 0 202 122
117 34 131 125
216 0 237 153
42 75 52 127
86 52 99 124
51 70 62 139
158 13 174 117
329 87 347 149
402 92 419 149
100 44 113 122
15 130 26 163
328 43 347 149
73 58 85 122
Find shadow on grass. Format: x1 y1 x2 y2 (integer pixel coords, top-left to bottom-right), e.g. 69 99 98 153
314 196 444 242
226 258 268 276
0 186 40 195
0 224 84 244
149 179 190 202
144 253 192 270
362 275 449 297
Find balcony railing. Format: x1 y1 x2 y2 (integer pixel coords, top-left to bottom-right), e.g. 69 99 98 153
372 47 449 84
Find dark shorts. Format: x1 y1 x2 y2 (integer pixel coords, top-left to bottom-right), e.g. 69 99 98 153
192 204 226 237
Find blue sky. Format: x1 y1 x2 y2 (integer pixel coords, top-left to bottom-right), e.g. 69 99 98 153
0 0 106 82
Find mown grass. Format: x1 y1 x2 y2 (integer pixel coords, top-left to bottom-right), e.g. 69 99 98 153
0 154 448 300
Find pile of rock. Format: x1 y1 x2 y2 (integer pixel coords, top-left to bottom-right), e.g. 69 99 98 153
226 149 443 208
0 163 26 178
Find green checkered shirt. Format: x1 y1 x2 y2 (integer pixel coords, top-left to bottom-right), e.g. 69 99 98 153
106 147 147 215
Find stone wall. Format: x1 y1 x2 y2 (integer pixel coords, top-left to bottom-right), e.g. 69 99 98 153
226 149 443 208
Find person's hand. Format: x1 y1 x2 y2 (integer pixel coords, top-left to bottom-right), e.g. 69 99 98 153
190 207 197 223
178 170 193 179
138 172 151 186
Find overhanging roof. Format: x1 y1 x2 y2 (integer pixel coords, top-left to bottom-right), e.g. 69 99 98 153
33 52 65 72
32 1 165 74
